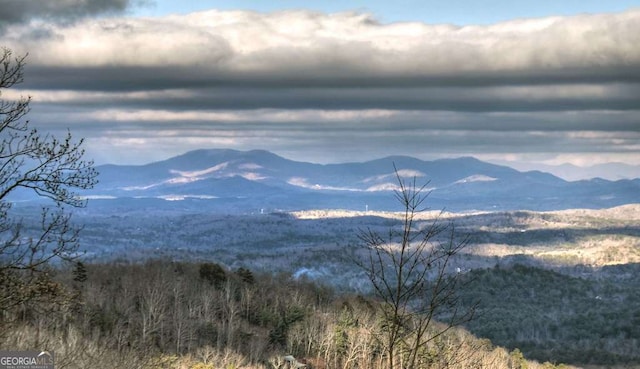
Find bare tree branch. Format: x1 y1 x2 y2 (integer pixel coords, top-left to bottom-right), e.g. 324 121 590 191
356 165 477 369
0 47 97 316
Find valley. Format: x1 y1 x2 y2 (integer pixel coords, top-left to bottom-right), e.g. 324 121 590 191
59 202 638 367
63 203 640 279
7 196 640 368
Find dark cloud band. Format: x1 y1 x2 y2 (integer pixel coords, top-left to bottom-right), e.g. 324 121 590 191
0 0 145 25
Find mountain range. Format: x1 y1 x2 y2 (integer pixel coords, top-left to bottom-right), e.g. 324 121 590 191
78 149 640 212
492 161 640 181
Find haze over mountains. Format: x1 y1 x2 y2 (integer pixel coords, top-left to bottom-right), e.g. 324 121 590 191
79 149 640 213
493 161 640 181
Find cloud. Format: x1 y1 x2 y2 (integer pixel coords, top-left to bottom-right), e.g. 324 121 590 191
2 9 639 89
1 8 637 123
0 0 148 26
23 103 640 165
1 8 639 167
11 83 640 112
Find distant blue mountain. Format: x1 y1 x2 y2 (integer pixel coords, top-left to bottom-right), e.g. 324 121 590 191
493 161 640 181
83 149 639 212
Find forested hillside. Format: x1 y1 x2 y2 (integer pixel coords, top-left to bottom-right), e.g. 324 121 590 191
1 261 576 369
460 264 640 366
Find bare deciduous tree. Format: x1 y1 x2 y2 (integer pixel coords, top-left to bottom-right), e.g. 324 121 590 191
358 167 477 369
0 47 97 315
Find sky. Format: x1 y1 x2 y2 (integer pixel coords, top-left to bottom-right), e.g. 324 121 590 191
0 0 639 173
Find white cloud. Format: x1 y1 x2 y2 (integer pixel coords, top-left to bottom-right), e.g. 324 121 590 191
3 9 639 79
79 108 400 123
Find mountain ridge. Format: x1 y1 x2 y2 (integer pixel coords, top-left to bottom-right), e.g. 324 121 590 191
492 160 640 181
84 149 638 212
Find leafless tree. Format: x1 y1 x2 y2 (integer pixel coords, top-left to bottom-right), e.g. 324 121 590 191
357 166 477 369
0 47 97 315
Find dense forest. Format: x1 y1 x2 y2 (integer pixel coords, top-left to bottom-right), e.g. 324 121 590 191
1 260 580 369
461 263 640 366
